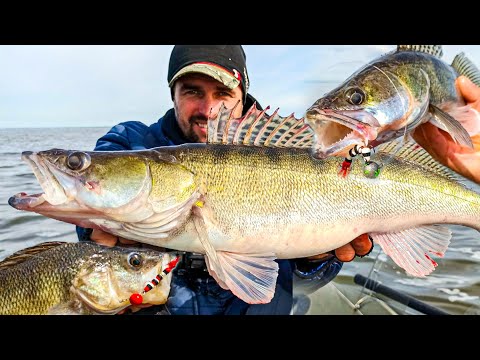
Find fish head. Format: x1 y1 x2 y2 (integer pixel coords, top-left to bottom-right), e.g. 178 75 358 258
305 65 415 158
71 245 173 314
9 148 152 226
9 147 198 239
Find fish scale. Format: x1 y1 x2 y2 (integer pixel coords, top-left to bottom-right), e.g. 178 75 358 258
174 144 480 240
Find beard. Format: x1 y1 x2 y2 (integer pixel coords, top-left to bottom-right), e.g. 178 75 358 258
182 115 208 143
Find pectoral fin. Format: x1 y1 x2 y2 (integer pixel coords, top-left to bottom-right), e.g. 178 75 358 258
192 206 279 304
429 103 474 148
440 104 480 136
370 224 451 277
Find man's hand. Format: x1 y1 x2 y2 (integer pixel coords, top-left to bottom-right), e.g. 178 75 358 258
308 233 374 262
90 228 139 247
412 75 480 184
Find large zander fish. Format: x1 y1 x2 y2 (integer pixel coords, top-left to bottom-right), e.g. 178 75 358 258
305 45 480 173
0 241 173 315
8 104 480 305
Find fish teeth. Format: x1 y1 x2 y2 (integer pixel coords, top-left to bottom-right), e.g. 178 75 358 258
328 129 356 147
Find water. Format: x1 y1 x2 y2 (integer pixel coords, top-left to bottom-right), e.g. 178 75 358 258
1 127 480 315
0 127 109 257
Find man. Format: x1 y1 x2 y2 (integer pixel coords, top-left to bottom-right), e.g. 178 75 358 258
76 45 374 315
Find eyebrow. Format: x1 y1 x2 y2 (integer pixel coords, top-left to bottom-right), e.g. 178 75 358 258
180 81 232 93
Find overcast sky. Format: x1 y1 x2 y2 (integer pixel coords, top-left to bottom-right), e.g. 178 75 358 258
1 45 479 128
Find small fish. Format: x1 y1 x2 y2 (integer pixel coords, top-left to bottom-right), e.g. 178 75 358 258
8 104 480 305
305 45 480 174
0 241 174 315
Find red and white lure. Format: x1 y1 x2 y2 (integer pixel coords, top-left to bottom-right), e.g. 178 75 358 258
127 256 180 306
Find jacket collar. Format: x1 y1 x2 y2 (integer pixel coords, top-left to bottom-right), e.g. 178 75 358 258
154 108 191 146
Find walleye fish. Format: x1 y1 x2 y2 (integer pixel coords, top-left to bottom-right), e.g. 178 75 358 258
8 104 480 305
0 241 174 315
305 45 480 175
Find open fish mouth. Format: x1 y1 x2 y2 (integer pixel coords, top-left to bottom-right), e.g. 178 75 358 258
305 108 379 158
10 151 72 208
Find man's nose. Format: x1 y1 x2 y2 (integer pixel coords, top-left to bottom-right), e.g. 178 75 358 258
199 98 222 118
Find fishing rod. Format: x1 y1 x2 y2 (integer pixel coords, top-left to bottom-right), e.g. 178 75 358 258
354 274 450 315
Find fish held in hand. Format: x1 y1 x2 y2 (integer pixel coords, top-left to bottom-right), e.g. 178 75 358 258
305 45 480 170
9 104 480 305
0 241 174 315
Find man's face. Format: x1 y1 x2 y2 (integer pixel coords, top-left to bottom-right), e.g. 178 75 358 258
172 73 244 143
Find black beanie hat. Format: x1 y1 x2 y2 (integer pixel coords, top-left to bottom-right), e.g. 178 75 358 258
168 45 250 102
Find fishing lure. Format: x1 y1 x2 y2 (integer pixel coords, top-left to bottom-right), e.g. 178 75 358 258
339 144 382 179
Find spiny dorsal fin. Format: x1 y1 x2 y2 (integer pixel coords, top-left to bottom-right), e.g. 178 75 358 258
0 241 68 270
451 52 480 87
377 138 462 182
397 45 443 58
208 103 314 148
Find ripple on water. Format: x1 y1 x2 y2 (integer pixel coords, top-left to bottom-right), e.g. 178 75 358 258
394 275 468 287
437 288 480 302
3 214 43 227
37 231 62 238
449 247 480 261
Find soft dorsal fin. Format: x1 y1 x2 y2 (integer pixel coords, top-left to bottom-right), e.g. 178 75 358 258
451 52 480 87
397 45 443 58
376 138 463 182
208 103 314 148
0 241 68 270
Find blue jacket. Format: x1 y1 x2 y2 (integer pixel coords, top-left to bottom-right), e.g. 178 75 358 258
77 99 343 315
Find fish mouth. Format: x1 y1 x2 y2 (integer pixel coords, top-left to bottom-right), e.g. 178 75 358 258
8 151 99 226
305 108 379 158
8 192 105 229
8 192 47 210
72 252 172 314
16 151 71 206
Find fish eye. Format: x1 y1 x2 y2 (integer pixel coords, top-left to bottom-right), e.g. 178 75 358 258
128 253 143 268
67 152 91 171
345 87 365 105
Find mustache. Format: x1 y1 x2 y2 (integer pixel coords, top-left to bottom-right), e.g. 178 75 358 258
189 115 209 124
